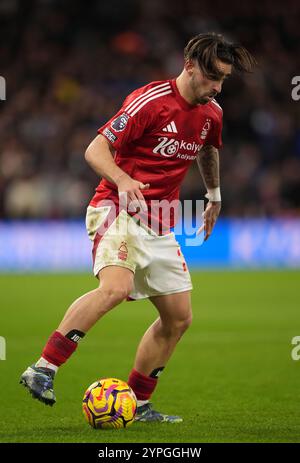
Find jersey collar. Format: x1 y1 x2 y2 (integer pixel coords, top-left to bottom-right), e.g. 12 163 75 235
171 79 198 110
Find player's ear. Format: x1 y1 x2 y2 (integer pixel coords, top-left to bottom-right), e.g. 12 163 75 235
184 59 195 76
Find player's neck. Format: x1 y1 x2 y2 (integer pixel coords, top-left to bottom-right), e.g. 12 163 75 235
176 72 198 106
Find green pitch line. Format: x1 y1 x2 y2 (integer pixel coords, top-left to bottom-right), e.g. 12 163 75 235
0 271 299 443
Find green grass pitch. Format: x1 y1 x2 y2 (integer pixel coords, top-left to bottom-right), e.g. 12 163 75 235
0 271 299 443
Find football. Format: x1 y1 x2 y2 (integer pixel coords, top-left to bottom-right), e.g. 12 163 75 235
82 378 137 429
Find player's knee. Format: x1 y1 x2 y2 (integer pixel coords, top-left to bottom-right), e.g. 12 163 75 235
177 313 193 335
162 312 192 338
99 283 132 306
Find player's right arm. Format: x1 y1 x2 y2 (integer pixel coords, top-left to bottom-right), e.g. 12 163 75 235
85 134 149 210
196 145 222 240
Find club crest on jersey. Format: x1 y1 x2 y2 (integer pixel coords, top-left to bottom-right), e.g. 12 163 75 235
200 118 211 140
111 113 129 132
118 241 128 261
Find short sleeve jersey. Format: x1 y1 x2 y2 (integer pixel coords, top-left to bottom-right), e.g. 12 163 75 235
89 79 223 231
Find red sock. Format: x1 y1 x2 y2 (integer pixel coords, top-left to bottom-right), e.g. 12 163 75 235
128 368 158 401
41 331 78 367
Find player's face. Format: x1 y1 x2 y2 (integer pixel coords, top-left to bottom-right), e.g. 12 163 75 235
188 59 232 105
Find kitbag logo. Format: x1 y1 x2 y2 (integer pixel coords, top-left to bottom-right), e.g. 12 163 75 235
103 127 117 143
111 113 130 132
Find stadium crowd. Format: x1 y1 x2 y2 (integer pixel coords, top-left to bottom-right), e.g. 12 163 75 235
0 0 299 219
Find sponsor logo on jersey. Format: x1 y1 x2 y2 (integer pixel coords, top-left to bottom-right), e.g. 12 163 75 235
153 137 201 159
103 127 118 143
153 137 180 157
111 112 130 132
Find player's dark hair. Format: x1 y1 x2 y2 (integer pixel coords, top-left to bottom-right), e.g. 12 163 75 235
184 32 257 79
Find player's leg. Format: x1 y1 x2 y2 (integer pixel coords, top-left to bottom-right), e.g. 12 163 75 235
57 266 134 334
128 290 192 422
20 266 134 405
133 290 192 375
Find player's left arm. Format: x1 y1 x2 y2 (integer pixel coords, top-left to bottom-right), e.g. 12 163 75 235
196 144 222 241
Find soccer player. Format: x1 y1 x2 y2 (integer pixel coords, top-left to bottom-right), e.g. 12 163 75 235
20 33 256 422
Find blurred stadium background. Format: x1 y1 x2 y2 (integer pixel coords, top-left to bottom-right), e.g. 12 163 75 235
1 0 300 445
0 0 300 270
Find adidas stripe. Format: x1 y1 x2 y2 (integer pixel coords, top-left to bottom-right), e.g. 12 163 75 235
211 99 222 111
125 82 172 116
162 121 178 133
128 89 172 116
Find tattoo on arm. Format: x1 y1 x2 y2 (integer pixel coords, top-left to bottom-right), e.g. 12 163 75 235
196 145 220 189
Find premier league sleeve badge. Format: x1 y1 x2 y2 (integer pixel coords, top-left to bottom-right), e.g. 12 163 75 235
111 113 130 132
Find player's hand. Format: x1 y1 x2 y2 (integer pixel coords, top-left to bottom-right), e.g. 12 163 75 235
197 201 221 241
116 173 150 212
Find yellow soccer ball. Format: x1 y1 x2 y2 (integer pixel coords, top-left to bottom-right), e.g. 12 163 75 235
82 378 137 429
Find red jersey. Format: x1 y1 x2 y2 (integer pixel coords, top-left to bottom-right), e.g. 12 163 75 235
89 79 223 232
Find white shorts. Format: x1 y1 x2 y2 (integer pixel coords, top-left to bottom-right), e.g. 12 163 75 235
86 205 193 300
